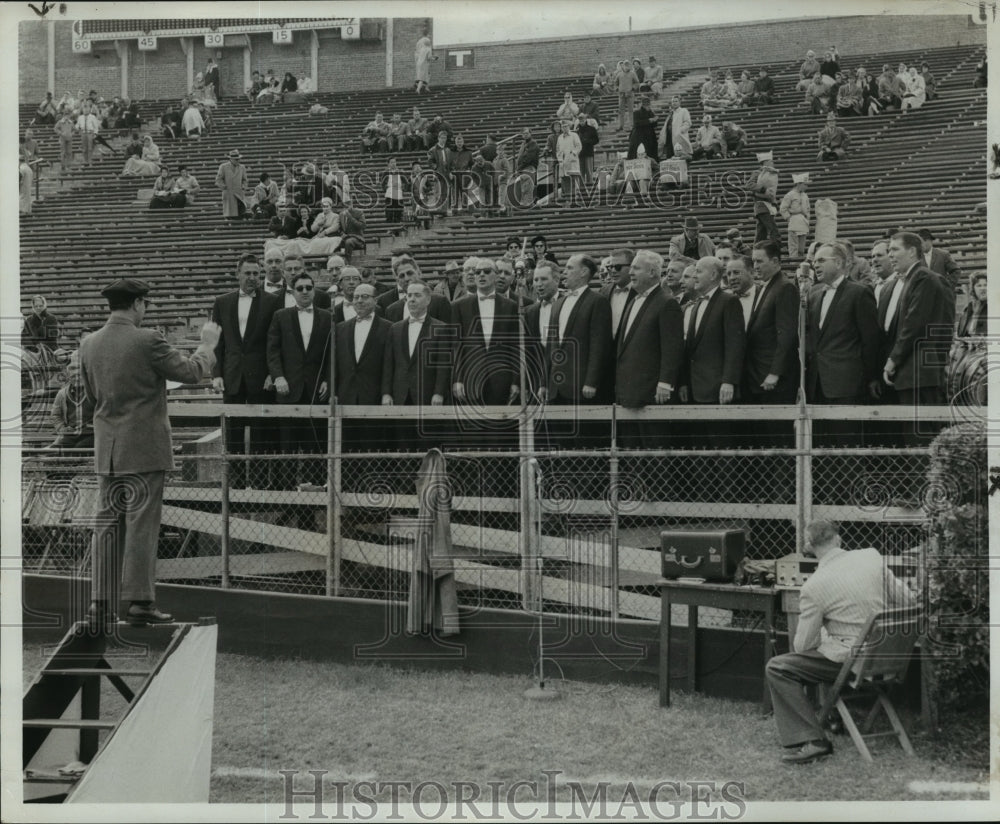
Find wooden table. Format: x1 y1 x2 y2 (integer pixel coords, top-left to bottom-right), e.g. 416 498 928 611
658 579 781 711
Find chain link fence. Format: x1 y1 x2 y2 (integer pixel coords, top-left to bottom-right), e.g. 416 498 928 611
20 406 953 630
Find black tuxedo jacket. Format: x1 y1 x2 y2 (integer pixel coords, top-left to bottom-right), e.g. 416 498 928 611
376 288 406 313
743 273 800 401
679 289 745 403
886 264 954 392
522 299 553 397
805 278 880 401
382 316 451 405
266 306 333 404
266 285 332 310
211 290 282 399
383 293 453 324
547 289 612 402
615 288 684 408
452 293 522 405
334 315 391 404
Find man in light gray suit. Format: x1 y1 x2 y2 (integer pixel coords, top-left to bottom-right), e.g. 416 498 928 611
80 278 220 628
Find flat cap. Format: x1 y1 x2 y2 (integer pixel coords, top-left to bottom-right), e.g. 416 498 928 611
100 278 152 300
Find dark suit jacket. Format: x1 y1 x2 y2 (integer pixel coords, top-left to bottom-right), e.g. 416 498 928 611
266 307 333 404
679 289 745 403
376 288 407 313
599 283 637 339
211 290 282 399
876 274 902 366
383 293 453 324
887 263 954 392
926 247 960 293
426 145 454 175
452 293 522 404
522 299 552 397
267 285 332 310
547 289 612 402
381 317 451 404
743 273 800 401
805 278 880 401
334 316 391 404
615 288 684 408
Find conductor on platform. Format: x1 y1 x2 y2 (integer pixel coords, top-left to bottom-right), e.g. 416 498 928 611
80 278 220 628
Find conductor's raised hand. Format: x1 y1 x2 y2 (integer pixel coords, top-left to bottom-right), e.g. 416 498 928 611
200 320 221 349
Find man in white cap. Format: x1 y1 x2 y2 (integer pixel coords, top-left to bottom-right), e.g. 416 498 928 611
750 152 781 246
215 149 248 218
780 174 811 259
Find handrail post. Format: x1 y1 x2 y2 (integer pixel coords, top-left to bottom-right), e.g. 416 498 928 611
609 405 620 621
329 407 342 597
219 411 230 589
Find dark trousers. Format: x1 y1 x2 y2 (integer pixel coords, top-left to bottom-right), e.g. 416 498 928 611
50 432 94 449
224 386 278 488
765 651 842 747
627 131 658 162
754 211 781 247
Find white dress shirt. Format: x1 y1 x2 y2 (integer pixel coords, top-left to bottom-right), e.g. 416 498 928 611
264 282 283 296
408 314 426 357
538 299 554 347
353 315 373 362
297 306 314 349
737 284 758 329
284 292 298 309
477 293 496 346
237 291 254 338
694 286 719 335
622 284 658 340
342 303 357 322
557 286 586 343
819 275 845 329
609 285 630 336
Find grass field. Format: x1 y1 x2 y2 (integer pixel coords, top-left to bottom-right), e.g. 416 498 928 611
22 645 990 808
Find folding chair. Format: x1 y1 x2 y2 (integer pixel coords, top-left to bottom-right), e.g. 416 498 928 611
817 607 920 763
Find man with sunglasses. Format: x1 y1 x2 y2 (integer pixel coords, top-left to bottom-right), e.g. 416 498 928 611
267 272 333 489
81 278 220 629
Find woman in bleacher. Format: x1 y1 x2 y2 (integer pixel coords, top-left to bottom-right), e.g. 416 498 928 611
149 164 186 209
920 63 937 100
737 70 757 106
311 198 340 238
21 296 59 351
181 100 205 138
957 273 987 338
120 135 161 177
281 72 298 95
556 92 580 121
900 66 926 112
856 68 881 116
593 64 610 96
805 72 831 114
175 164 200 203
820 49 840 85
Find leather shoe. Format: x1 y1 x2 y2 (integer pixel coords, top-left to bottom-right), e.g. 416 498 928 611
126 603 174 626
781 740 833 764
85 602 118 631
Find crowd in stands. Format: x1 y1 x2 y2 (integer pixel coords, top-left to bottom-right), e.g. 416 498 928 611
246 68 314 104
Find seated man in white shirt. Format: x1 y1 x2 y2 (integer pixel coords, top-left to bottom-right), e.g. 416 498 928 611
765 520 914 764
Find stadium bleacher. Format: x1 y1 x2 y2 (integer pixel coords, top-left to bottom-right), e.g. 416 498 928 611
18 43 986 346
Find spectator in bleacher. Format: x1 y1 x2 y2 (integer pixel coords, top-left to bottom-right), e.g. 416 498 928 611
256 71 281 104
515 127 540 207
855 68 881 116
361 112 390 154
36 92 57 125
820 49 840 85
749 152 781 246
749 66 777 106
719 70 741 109
900 66 927 112
720 121 748 158
311 197 341 243
268 203 298 240
816 113 851 162
643 56 664 98
280 72 298 96
472 134 499 207
918 228 961 293
725 227 750 255
920 63 937 101
628 96 659 163
121 134 161 177
206 58 222 103
593 63 611 96
543 120 561 161
414 33 436 94
21 296 59 352
383 156 405 229
973 56 987 88
692 114 724 161
433 260 467 302
452 134 475 211
734 70 756 106
575 112 600 186
121 132 142 163
387 113 410 153
796 50 821 91
956 273 987 337
659 95 693 160
408 107 429 149
835 70 863 116
494 142 515 212
578 91 601 126
426 114 454 149
179 100 204 138
75 102 101 165
426 130 454 213
149 164 186 209
160 103 181 139
246 71 266 102
47 352 95 450
174 164 200 204
876 65 904 112
21 130 42 166
215 149 249 218
779 174 811 260
250 172 280 219
339 203 367 263
669 217 715 259
615 60 638 132
556 92 580 121
18 152 33 215
555 121 583 199
700 71 722 106
191 72 217 108
323 160 351 207
528 235 559 270
805 72 831 114
882 231 954 407
54 112 74 169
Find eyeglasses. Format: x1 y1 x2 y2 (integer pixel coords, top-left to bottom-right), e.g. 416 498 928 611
294 285 314 292
610 263 629 271
475 268 495 274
